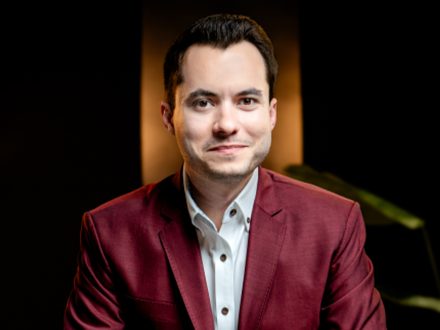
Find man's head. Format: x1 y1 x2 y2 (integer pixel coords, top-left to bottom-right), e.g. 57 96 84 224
161 14 278 183
163 14 278 112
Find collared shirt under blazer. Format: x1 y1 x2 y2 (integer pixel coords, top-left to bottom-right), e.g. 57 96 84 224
183 168 258 330
64 167 386 329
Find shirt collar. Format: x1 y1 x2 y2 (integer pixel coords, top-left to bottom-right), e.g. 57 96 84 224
183 166 259 234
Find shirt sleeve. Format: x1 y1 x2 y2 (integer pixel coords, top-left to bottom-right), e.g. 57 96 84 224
64 212 125 329
320 202 387 329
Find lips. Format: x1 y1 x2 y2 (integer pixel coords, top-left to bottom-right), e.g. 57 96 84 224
207 144 248 153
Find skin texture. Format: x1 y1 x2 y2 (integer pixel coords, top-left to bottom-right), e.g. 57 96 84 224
161 41 277 228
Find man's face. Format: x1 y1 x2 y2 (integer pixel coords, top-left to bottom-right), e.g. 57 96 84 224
162 41 277 182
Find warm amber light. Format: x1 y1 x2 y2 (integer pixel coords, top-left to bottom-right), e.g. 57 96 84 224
140 8 303 184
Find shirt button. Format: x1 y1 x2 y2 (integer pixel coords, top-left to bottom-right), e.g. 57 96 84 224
221 307 229 315
246 217 251 223
220 254 227 262
229 209 237 217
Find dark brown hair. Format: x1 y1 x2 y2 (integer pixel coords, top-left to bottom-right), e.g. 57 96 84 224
163 14 278 111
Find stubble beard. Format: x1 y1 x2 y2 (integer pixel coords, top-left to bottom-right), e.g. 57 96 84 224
187 137 271 184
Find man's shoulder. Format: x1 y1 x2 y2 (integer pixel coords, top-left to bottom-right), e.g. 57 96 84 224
260 168 355 211
259 168 361 239
88 173 176 220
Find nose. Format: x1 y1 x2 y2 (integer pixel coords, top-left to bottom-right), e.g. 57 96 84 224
212 103 239 138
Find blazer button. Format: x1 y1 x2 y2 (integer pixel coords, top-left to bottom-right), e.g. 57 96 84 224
221 307 229 315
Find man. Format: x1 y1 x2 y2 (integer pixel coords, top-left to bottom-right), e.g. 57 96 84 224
65 14 386 329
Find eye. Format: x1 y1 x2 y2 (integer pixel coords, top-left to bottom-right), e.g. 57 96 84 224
192 98 214 110
238 97 258 109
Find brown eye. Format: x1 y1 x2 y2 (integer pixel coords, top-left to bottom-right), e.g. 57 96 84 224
192 98 214 110
238 97 258 109
197 100 209 107
242 98 254 105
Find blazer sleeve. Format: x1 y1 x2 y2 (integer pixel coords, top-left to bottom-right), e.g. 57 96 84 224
320 202 386 329
64 212 125 329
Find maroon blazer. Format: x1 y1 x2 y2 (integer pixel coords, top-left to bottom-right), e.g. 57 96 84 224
64 168 386 329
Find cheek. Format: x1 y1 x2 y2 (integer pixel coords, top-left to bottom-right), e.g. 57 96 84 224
242 114 273 138
176 116 209 145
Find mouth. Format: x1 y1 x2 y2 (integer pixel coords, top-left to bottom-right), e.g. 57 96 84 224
207 144 248 154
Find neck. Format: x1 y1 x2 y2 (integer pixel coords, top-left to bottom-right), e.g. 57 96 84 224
186 168 254 231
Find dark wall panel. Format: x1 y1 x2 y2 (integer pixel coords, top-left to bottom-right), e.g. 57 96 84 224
2 2 142 328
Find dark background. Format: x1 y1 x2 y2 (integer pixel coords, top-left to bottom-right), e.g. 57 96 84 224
1 1 438 329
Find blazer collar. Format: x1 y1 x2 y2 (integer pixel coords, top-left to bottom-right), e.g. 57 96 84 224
238 167 287 329
158 168 286 330
159 167 282 216
158 170 215 330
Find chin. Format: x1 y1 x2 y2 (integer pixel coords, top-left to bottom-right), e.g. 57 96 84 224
203 162 257 182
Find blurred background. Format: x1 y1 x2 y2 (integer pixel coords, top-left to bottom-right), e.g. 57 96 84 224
1 1 438 329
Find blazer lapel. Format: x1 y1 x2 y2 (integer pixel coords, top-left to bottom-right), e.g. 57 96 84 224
238 168 287 330
158 172 214 330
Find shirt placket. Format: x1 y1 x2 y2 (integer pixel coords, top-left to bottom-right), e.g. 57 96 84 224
213 232 235 329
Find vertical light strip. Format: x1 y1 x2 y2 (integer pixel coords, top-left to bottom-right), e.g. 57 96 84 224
140 13 182 184
264 17 303 173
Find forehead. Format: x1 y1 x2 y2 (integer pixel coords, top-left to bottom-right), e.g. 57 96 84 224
178 41 268 96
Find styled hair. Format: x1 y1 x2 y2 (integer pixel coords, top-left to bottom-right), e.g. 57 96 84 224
163 13 278 111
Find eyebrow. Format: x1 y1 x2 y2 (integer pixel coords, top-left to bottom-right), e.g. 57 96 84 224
186 89 218 101
236 88 263 97
185 88 263 102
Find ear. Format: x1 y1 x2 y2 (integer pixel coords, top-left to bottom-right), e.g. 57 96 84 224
269 98 277 130
161 101 175 135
